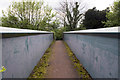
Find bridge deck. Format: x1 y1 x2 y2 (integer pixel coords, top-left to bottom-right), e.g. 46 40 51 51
45 40 80 78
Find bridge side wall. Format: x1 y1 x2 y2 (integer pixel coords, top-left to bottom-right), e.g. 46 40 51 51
64 33 119 78
2 33 53 78
0 34 2 79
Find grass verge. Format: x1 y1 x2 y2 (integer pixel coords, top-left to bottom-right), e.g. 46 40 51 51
28 40 55 78
64 41 92 79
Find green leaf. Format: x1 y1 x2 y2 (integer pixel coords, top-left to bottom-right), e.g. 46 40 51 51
0 66 6 72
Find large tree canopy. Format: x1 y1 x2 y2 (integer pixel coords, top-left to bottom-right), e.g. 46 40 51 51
104 0 120 27
1 0 59 31
82 7 109 29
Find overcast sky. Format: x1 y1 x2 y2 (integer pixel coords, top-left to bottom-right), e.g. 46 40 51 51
0 0 115 17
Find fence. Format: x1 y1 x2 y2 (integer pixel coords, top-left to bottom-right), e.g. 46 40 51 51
0 27 53 78
64 27 119 78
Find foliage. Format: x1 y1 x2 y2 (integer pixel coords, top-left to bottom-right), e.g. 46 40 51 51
0 66 6 72
54 27 66 40
64 42 92 79
104 0 120 27
1 0 59 31
0 21 1 26
76 24 86 30
59 1 84 31
82 7 109 29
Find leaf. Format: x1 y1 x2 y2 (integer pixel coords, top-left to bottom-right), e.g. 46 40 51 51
0 66 6 72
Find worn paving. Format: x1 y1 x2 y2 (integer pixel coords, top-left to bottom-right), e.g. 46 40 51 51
45 40 79 78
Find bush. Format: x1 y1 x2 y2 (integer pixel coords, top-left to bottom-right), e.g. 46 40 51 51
54 27 66 40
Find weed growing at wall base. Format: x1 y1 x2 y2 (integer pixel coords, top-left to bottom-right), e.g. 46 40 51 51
64 41 92 79
28 41 55 78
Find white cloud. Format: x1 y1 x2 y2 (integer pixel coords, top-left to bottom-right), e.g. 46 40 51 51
0 0 115 17
90 0 115 10
0 0 21 17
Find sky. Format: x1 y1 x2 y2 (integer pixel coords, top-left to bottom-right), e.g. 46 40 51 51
0 0 115 17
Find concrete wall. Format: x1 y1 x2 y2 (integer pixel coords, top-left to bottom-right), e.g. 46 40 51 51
2 33 53 78
0 34 2 80
0 26 53 79
2 34 53 78
0 27 53 78
1 33 53 78
64 27 119 78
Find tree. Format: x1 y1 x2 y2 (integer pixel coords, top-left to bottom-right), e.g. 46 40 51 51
104 0 120 27
82 7 109 29
59 1 84 31
1 0 58 31
54 27 66 40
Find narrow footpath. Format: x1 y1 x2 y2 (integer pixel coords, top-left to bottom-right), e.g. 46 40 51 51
45 40 80 78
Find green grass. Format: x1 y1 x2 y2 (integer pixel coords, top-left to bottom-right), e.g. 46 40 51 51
28 40 55 78
64 41 92 79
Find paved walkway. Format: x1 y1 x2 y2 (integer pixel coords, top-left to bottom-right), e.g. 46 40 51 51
45 40 79 78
